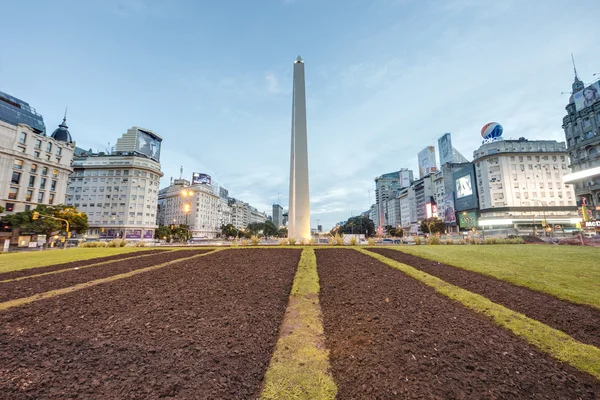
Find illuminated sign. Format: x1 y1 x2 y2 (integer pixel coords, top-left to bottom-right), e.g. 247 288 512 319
458 211 477 229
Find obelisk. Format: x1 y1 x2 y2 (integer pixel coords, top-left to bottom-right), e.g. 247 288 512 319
288 56 311 242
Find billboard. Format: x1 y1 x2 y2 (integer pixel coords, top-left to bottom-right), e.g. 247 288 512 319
455 174 473 199
458 211 477 229
192 173 211 185
135 130 161 161
443 193 456 223
573 81 600 112
438 133 453 166
452 164 478 212
418 146 437 178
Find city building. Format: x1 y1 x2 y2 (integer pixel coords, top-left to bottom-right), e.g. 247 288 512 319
66 127 163 240
0 90 75 214
272 203 284 228
229 198 249 230
161 180 221 238
412 175 436 225
562 69 600 222
249 205 268 225
473 138 578 232
374 169 413 228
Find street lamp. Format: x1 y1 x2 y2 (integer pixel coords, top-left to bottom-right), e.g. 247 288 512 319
531 199 548 236
181 190 194 242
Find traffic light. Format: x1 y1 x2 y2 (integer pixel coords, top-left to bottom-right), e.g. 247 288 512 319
101 228 105 233
170 224 175 230
32 211 40 220
67 232 72 238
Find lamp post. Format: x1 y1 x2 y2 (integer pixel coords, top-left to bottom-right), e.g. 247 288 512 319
181 189 194 242
531 199 548 236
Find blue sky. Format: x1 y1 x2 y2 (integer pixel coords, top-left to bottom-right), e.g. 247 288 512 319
2 0 600 229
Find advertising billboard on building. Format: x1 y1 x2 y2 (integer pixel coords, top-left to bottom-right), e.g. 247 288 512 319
443 193 456 223
452 164 478 212
458 211 477 229
438 133 453 166
455 175 473 199
573 81 600 112
192 173 211 185
135 130 161 161
418 146 437 178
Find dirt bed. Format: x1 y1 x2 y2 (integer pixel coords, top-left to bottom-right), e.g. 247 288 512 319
0 249 300 399
371 248 600 348
0 250 208 303
316 249 600 399
0 249 169 281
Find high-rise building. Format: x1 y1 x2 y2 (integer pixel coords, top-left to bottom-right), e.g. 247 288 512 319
272 203 284 228
473 138 578 232
561 68 600 222
288 56 311 241
0 90 75 214
375 169 413 228
66 127 163 240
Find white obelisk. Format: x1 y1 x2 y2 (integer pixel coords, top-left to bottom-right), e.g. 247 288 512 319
288 56 311 242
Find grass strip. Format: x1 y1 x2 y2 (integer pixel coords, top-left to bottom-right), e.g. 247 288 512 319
0 247 160 273
261 248 337 400
385 245 600 309
0 249 223 312
0 251 175 283
358 248 600 380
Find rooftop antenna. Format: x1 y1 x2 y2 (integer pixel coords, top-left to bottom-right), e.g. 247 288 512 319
571 53 578 79
107 142 110 154
179 165 183 180
63 106 68 121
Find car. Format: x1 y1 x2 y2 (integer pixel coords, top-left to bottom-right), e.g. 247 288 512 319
382 238 401 244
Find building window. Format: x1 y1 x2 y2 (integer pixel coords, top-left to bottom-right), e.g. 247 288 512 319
13 159 23 170
589 148 598 156
19 132 27 144
34 139 41 149
26 190 33 202
25 205 31 211
31 164 37 173
34 151 40 158
49 193 55 204
52 169 58 178
38 192 44 203
11 172 21 185
51 180 57 191
18 146 26 153
8 187 18 200
40 178 47 190
28 175 35 187
56 147 62 156
46 142 52 153
5 203 14 212
42 167 48 175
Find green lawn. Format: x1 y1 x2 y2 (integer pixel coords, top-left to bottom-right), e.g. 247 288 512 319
0 247 155 273
392 245 600 309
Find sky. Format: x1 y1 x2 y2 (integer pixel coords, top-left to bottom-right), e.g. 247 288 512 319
2 0 600 230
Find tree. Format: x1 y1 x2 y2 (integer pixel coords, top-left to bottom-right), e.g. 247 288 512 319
263 220 278 239
246 222 264 236
0 205 4 214
420 217 444 235
50 205 89 234
155 225 172 241
3 205 88 238
341 215 375 237
277 227 288 238
221 224 238 239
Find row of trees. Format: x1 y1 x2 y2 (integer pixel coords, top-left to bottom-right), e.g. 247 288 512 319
1 205 89 239
384 217 445 237
221 220 286 239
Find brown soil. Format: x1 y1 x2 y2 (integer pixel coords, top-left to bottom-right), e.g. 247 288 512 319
0 250 209 303
371 248 600 348
316 249 600 399
0 249 301 399
0 249 169 281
